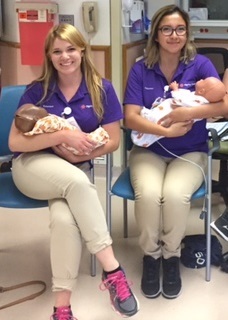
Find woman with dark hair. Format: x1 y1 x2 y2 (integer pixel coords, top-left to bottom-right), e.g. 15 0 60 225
9 24 139 320
124 5 228 299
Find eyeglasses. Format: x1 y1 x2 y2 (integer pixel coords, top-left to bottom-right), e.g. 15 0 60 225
158 25 187 36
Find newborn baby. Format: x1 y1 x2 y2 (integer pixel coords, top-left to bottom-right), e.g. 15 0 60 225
131 77 227 147
15 104 109 155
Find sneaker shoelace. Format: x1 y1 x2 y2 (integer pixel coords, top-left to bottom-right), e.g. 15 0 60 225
165 260 179 282
51 307 77 320
144 261 158 280
100 270 132 302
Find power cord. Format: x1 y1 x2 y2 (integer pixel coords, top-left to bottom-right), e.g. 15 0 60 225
156 140 208 218
156 141 207 185
0 280 46 310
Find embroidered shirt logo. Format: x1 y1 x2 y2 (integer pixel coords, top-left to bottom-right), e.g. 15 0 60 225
81 104 93 109
179 82 196 88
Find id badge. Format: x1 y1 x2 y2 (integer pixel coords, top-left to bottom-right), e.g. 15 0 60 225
66 116 81 130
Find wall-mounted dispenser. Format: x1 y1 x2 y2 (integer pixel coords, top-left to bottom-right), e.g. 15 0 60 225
15 2 58 65
122 0 134 28
129 1 144 34
122 0 144 34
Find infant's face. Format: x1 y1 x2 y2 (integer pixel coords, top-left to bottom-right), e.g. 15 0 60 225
195 79 205 94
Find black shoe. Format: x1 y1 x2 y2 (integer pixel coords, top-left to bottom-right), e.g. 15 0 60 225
141 256 161 298
162 257 182 299
211 211 228 241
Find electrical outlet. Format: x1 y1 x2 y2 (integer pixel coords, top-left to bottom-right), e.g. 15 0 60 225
59 14 74 26
94 156 106 165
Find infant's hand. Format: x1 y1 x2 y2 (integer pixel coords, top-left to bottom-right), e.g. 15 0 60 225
169 81 179 91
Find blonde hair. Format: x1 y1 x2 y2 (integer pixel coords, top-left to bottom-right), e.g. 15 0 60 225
145 5 196 68
34 23 104 120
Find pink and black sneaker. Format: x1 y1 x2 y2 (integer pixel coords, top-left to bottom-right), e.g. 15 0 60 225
100 267 139 317
50 306 78 320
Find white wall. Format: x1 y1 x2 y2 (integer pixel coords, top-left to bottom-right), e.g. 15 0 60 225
144 0 179 20
1 0 110 45
57 0 110 45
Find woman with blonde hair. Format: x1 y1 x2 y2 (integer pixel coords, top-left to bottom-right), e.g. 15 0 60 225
9 24 139 320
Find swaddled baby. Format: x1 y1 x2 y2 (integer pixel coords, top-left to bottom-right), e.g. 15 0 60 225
15 103 109 155
131 77 227 147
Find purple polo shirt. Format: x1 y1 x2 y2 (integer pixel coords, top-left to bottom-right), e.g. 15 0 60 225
124 54 220 157
19 78 123 133
14 78 123 160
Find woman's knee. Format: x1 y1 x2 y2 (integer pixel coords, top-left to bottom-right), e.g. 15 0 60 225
163 189 191 205
134 182 162 203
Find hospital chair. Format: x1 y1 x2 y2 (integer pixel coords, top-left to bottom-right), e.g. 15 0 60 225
0 85 96 277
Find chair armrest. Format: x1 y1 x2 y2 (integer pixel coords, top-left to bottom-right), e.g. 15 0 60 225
0 155 13 162
208 128 220 155
121 126 133 169
0 155 13 173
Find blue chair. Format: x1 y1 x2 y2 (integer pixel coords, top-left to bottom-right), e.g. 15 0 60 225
107 127 220 281
0 85 96 276
0 85 49 209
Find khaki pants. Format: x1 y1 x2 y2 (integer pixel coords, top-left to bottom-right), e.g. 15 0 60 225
129 146 207 259
12 152 112 291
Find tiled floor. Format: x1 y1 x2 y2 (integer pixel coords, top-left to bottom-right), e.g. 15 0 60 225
1 174 228 320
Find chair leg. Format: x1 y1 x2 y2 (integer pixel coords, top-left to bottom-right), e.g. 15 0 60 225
106 153 112 232
205 154 212 281
90 254 96 277
123 199 128 238
90 161 96 276
205 210 211 281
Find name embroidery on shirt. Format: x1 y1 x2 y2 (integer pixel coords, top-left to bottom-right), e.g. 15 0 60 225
43 105 55 109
